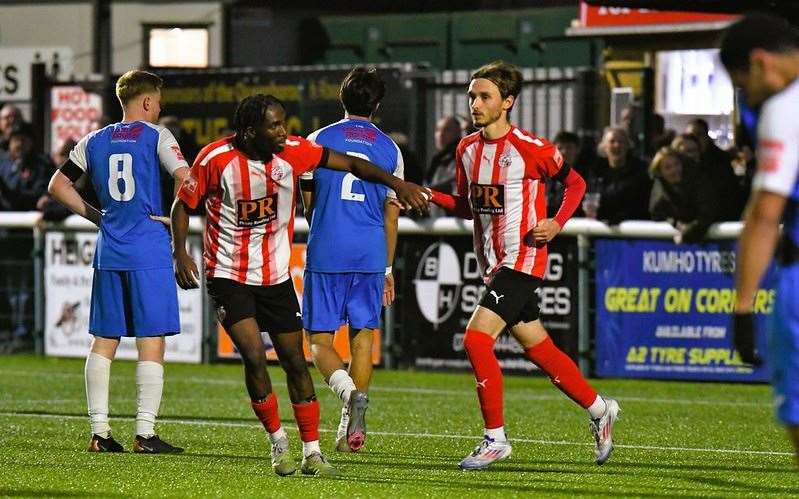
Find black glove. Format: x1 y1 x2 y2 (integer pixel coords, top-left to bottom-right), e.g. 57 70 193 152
733 312 763 366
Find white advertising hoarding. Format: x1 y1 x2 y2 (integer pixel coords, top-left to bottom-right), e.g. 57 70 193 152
44 231 204 363
50 86 103 154
0 47 73 101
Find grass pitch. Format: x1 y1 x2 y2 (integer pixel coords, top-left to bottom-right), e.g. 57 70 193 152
0 354 796 498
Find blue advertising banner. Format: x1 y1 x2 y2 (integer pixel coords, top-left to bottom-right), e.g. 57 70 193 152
595 239 776 382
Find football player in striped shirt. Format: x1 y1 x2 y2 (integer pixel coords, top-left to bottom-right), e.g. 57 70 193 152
170 94 428 476
427 61 620 470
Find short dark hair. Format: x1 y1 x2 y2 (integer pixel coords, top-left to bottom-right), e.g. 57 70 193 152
720 13 799 72
471 61 523 109
553 130 579 146
232 94 284 136
340 66 385 117
116 70 162 106
688 118 709 134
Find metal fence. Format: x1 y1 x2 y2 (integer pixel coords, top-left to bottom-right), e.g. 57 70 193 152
0 212 751 381
424 67 588 158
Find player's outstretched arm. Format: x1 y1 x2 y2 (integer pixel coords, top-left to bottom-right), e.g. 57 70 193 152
170 198 199 289
47 169 102 226
531 167 586 244
324 150 429 214
428 189 473 219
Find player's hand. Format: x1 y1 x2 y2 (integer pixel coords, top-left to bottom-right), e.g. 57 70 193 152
174 249 200 289
150 215 171 227
394 180 430 215
383 271 395 307
733 312 763 366
529 218 561 244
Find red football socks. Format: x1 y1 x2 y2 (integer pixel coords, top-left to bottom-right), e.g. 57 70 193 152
251 392 281 434
524 336 597 408
292 399 321 442
463 329 504 429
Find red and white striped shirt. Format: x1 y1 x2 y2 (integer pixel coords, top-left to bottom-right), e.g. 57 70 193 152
456 126 564 279
178 135 326 286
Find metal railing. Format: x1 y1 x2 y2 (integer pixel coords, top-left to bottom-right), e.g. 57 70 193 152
0 212 744 374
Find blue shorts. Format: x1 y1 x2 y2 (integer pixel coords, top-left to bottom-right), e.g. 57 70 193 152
89 267 180 337
769 264 799 426
302 271 384 332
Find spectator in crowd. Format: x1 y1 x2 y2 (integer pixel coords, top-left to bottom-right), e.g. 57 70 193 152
671 133 702 163
648 146 720 243
425 116 462 218
0 121 51 352
0 104 24 152
685 118 742 220
647 113 675 158
0 122 53 211
388 131 423 186
548 130 582 218
588 126 651 224
426 116 461 193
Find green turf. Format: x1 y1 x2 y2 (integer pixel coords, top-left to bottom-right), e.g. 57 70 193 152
0 354 796 498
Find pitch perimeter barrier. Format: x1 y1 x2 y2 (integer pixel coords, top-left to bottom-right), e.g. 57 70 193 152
0 213 768 382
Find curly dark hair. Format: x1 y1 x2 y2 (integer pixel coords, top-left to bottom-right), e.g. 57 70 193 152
232 94 284 136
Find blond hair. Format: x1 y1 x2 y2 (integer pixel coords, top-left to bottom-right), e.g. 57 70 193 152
115 70 162 107
649 146 681 177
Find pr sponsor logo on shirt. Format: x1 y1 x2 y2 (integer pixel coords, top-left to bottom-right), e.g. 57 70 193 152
470 183 505 215
237 193 278 227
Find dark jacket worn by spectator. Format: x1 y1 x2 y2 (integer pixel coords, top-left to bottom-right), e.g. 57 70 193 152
0 124 53 211
590 155 651 224
648 148 720 243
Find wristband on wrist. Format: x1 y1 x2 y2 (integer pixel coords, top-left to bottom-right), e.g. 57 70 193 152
385 265 393 275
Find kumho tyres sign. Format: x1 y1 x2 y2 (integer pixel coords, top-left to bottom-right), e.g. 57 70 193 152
400 235 579 373
595 239 776 382
159 67 414 147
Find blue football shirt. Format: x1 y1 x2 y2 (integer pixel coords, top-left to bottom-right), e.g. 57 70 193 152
69 121 188 270
304 118 404 273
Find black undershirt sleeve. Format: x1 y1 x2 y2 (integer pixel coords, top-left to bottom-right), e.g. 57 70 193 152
552 162 572 183
317 147 331 168
59 159 85 183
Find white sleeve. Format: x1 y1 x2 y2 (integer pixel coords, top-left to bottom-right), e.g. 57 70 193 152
753 96 799 196
68 134 91 172
386 142 405 200
157 127 190 176
299 129 323 181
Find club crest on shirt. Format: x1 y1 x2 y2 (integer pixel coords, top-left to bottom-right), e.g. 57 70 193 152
470 183 505 215
498 152 513 169
271 165 286 181
237 193 278 227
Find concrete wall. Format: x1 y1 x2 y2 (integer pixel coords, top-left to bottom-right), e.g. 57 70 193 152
0 2 224 76
111 2 224 74
0 3 94 75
